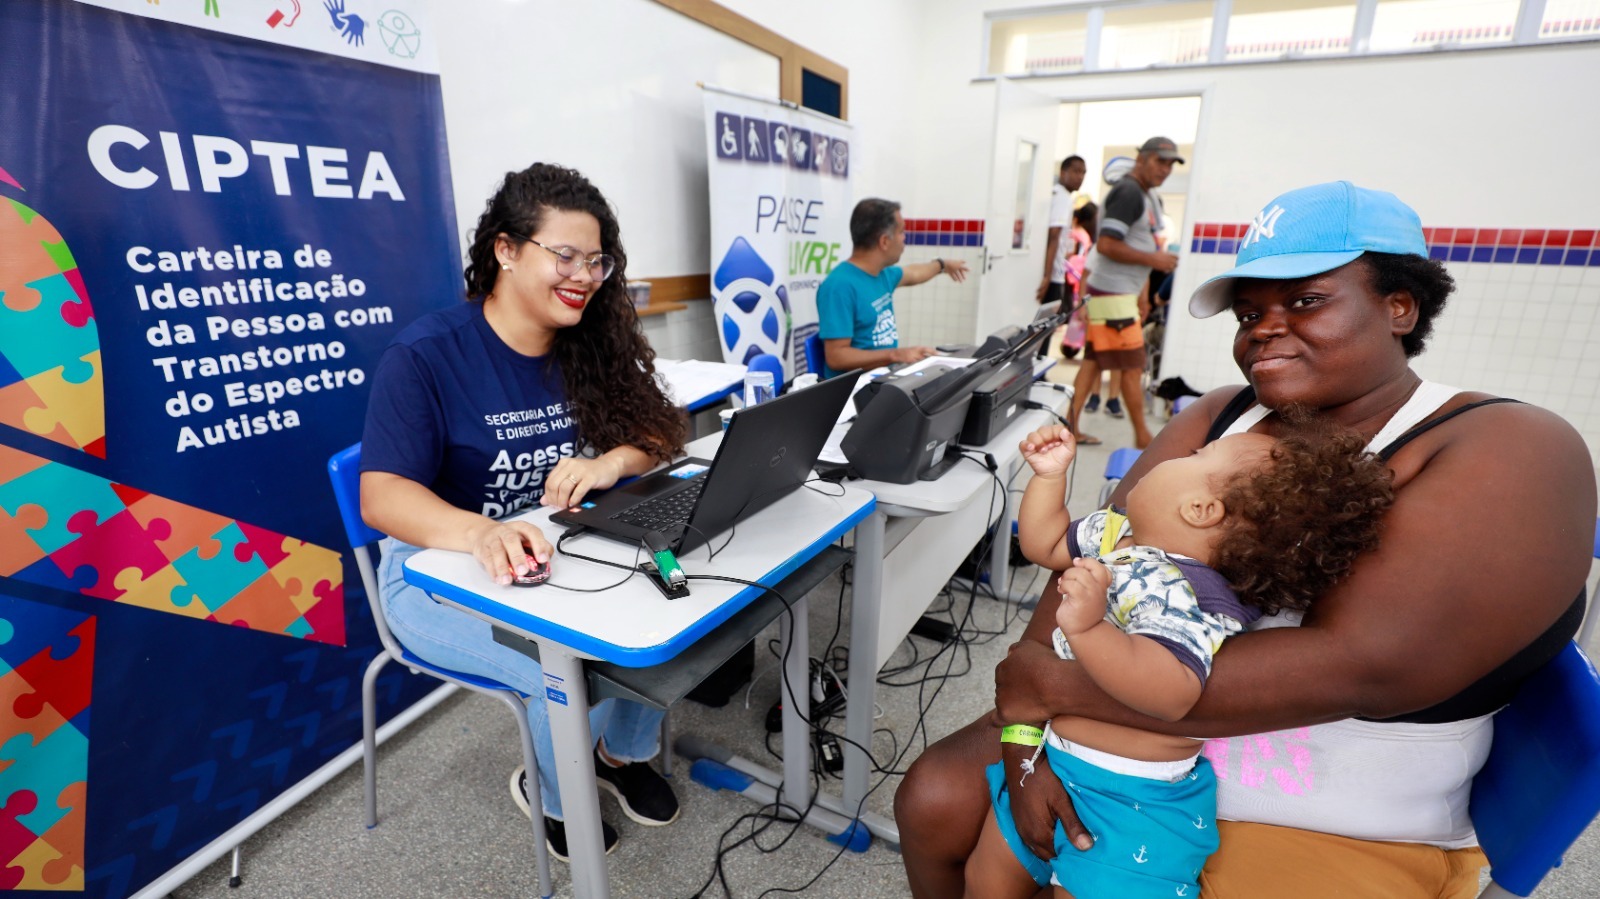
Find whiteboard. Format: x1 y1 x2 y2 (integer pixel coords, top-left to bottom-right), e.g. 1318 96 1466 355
434 0 780 280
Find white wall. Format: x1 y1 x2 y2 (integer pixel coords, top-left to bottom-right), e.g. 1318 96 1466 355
897 5 1600 460
434 0 778 279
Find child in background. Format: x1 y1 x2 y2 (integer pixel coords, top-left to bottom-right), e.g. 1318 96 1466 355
1059 201 1097 360
966 423 1395 899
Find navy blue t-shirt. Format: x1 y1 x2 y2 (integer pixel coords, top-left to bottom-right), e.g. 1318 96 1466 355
360 302 579 519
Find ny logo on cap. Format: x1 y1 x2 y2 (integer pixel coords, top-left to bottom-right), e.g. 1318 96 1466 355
1242 205 1286 250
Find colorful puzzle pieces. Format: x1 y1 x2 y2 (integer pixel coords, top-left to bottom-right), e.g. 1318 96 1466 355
0 198 104 456
1 444 346 643
0 601 89 891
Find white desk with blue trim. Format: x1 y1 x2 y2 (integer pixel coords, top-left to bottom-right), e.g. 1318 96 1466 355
402 437 875 899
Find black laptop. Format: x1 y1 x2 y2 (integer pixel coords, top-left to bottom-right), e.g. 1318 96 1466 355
551 371 860 555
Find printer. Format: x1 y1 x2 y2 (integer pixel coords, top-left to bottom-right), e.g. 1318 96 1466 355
839 314 1063 483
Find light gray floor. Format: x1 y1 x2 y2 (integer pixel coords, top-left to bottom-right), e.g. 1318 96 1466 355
169 375 1600 899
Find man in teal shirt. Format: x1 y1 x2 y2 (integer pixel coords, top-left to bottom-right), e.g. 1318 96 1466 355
817 198 970 376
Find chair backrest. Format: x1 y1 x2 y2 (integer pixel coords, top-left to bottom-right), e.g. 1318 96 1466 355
1103 447 1142 482
327 442 410 661
1470 641 1600 896
802 334 824 378
747 352 786 396
1172 394 1196 415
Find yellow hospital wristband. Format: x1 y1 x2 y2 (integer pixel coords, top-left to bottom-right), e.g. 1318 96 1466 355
1000 724 1044 746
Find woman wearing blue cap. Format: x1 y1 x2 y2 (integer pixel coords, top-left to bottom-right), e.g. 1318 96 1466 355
896 181 1596 898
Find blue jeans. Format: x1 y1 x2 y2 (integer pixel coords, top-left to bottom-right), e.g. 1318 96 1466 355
378 537 664 819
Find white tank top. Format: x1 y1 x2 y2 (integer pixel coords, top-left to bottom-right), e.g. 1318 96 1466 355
1204 381 1491 849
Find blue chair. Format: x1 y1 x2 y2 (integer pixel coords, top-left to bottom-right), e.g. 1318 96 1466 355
1172 395 1196 415
1577 518 1600 647
1470 641 1600 897
746 351 786 397
327 443 553 897
1097 447 1143 507
802 334 825 378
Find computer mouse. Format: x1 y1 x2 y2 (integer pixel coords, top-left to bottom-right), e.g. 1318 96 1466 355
511 559 550 587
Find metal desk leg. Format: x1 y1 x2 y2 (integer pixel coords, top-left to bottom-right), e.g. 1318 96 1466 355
780 591 812 813
537 643 608 899
844 509 885 825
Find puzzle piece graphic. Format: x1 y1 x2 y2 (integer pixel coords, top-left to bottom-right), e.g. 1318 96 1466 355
33 781 86 889
267 536 342 614
51 509 172 600
0 602 88 674
0 273 98 383
0 790 39 890
0 444 47 485
60 269 93 329
0 379 77 452
0 450 123 554
0 669 69 746
236 521 293 568
0 503 48 576
12 618 94 724
19 351 103 452
212 573 304 634
128 493 231 562
0 724 86 836
299 579 346 646
111 565 208 619
0 353 22 390
0 199 65 314
172 523 270 612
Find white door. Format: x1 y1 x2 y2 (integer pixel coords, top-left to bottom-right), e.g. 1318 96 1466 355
976 78 1059 341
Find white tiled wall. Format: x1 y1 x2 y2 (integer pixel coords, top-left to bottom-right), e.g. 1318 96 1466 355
639 300 723 363
894 245 984 348
1159 255 1600 472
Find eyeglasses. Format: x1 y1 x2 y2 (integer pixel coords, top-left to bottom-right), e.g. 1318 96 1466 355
507 232 616 282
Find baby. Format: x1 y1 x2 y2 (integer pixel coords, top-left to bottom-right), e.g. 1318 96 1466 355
966 424 1395 899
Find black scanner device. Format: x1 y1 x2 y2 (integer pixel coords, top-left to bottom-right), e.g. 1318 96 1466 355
840 313 1065 484
841 361 976 483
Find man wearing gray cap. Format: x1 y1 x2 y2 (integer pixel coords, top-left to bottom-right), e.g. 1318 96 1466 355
1070 136 1182 449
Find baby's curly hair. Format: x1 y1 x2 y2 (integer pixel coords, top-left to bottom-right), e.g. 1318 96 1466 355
1209 428 1395 616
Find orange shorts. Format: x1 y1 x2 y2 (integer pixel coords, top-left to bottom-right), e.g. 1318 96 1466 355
1199 820 1488 899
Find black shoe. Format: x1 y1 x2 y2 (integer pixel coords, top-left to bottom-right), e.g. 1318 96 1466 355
509 766 619 861
594 752 680 826
1085 394 1101 413
1105 398 1125 418
543 814 618 862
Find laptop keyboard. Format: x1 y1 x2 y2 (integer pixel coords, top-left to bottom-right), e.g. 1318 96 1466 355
611 478 705 533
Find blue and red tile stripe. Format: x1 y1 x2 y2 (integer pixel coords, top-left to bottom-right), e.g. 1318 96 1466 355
1190 223 1600 266
904 218 985 248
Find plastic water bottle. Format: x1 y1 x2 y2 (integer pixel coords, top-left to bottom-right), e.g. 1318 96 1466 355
743 370 776 407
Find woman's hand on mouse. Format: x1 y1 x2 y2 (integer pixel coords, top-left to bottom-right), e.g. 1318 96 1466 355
468 518 552 585
542 455 625 509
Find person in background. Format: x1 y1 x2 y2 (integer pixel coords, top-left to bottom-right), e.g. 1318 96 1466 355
1037 155 1088 306
817 198 970 376
360 163 686 861
1058 201 1097 362
894 181 1595 899
1069 136 1184 449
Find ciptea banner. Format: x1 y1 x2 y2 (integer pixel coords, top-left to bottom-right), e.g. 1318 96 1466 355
0 1 456 893
702 88 854 376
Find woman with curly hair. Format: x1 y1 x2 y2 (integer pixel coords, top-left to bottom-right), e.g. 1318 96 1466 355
897 182 1595 898
964 424 1393 899
360 163 685 859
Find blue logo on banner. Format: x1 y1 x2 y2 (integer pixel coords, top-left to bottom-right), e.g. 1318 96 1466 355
546 687 569 706
829 138 850 177
742 118 768 162
767 121 790 165
716 113 742 159
787 128 812 171
714 237 789 364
